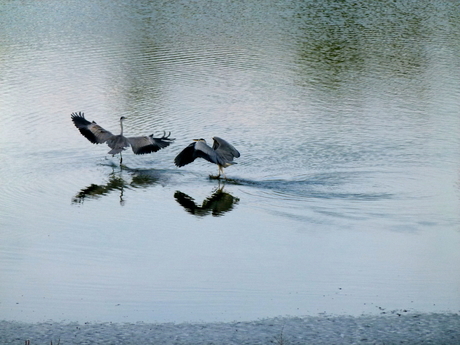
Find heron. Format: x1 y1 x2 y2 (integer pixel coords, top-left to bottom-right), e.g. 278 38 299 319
71 112 174 164
174 137 240 179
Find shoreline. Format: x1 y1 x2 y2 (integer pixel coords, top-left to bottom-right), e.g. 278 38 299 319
1 312 459 344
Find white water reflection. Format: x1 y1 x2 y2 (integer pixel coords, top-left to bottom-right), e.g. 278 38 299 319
1 0 460 324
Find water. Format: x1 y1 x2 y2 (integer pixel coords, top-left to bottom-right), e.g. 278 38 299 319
0 0 459 324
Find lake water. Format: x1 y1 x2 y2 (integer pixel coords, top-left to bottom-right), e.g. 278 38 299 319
1 0 459 324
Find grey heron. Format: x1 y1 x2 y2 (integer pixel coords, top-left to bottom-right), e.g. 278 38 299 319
71 112 174 164
174 137 240 178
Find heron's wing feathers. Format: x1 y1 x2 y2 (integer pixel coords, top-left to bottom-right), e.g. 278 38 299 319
193 141 222 164
174 141 219 167
127 134 174 155
174 143 199 167
212 137 240 162
71 112 114 144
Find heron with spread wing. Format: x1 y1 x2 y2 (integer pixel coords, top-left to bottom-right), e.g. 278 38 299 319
71 112 174 164
174 137 240 179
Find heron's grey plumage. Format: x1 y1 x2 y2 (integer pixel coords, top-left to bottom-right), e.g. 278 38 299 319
71 112 174 162
174 137 240 178
128 135 174 154
212 137 241 164
71 113 114 144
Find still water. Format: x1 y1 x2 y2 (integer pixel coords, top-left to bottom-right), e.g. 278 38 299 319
1 0 459 323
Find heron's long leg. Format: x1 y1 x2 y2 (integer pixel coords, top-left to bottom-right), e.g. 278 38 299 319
218 166 226 179
209 166 226 180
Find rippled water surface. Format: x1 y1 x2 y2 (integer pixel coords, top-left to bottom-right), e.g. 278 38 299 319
1 0 459 323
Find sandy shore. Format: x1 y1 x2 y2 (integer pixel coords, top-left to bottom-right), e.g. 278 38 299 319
1 313 459 344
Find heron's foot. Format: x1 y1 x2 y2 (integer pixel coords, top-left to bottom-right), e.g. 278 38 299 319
209 174 222 180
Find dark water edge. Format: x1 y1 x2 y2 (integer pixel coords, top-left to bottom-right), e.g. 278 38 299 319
1 313 459 345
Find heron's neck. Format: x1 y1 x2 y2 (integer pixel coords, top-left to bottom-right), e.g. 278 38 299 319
120 120 124 135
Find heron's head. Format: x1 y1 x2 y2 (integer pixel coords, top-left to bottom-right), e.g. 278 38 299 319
193 138 206 143
120 116 126 121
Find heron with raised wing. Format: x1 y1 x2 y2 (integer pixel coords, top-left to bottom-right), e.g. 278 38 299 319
71 112 174 164
174 137 240 179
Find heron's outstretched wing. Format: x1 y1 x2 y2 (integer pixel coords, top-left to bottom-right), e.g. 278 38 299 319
174 143 198 167
174 141 220 167
128 133 175 155
212 136 240 162
71 112 114 144
193 140 222 164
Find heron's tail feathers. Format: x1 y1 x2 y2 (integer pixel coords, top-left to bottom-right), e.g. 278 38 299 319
108 148 125 155
222 161 237 168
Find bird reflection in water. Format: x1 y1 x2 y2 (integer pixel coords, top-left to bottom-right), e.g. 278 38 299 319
72 168 160 205
174 183 240 217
